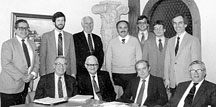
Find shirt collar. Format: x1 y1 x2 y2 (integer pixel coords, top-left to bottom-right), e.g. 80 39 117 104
55 29 63 35
156 36 165 41
16 35 27 42
118 35 129 41
177 31 186 38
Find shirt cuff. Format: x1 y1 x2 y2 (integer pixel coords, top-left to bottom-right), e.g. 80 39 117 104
31 72 37 79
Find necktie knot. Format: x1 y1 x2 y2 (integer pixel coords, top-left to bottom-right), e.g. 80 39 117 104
22 39 25 42
177 36 180 40
59 33 62 37
92 75 95 79
122 39 125 44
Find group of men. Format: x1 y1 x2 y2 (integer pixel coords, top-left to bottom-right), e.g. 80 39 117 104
0 11 216 107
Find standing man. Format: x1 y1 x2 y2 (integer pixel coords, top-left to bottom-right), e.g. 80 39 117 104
0 19 39 107
73 16 104 77
34 56 78 99
40 12 76 77
142 20 168 78
164 13 201 95
117 60 168 106
136 15 155 50
165 60 216 107
106 20 142 91
78 55 116 102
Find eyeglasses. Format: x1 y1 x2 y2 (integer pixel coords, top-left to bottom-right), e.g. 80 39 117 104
17 27 29 31
189 69 204 73
138 22 147 25
55 62 67 66
86 64 98 67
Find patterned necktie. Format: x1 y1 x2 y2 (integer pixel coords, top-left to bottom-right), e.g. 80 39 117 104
136 79 146 105
88 34 94 54
159 39 163 52
22 39 30 68
184 83 198 106
58 77 63 98
58 33 63 56
92 76 102 100
175 37 180 56
122 39 125 44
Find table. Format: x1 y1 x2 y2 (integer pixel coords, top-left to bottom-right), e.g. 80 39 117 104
11 99 103 107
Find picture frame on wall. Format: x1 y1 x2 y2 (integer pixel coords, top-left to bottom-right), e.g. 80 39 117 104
11 12 54 55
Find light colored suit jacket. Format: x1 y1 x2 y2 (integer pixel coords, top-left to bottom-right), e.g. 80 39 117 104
0 37 39 93
142 37 168 78
164 32 201 88
39 30 76 76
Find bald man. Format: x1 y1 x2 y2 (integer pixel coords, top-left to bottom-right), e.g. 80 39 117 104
77 55 116 102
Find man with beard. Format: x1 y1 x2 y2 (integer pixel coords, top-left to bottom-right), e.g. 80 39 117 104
106 20 142 92
40 12 76 77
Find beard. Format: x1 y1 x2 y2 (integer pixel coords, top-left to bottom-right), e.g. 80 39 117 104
55 23 65 30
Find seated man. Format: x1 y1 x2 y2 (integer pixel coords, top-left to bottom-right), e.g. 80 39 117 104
117 60 168 107
34 56 78 99
165 60 216 107
77 55 116 102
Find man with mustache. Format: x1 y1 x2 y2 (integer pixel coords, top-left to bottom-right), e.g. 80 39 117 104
106 20 142 92
40 12 76 77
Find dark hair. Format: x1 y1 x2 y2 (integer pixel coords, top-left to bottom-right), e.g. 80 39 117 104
15 19 29 29
137 15 149 24
172 13 188 25
135 60 150 71
116 20 129 28
153 20 166 29
52 12 66 22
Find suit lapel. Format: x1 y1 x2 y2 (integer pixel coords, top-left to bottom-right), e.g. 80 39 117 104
176 33 189 57
13 38 27 66
80 31 90 51
192 80 207 106
133 77 141 100
63 31 69 55
50 30 57 56
50 73 55 97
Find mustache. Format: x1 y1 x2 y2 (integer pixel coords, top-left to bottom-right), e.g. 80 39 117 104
120 31 126 33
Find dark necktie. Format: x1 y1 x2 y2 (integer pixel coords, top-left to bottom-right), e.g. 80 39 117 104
58 77 63 98
136 79 146 105
122 39 125 44
141 33 145 44
58 33 63 56
22 39 31 68
159 39 163 52
184 83 198 106
92 76 102 100
175 37 180 56
88 34 94 53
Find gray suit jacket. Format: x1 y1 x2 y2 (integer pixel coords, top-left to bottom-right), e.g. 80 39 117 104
142 37 168 78
137 31 155 50
39 30 76 76
164 32 201 88
0 37 39 93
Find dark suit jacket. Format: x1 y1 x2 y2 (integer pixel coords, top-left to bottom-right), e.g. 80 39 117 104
118 75 168 107
77 70 116 102
73 31 104 76
34 73 78 99
0 37 39 93
39 30 76 76
166 80 216 107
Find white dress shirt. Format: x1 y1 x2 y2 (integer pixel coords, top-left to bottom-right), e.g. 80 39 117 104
16 36 34 75
84 31 95 49
177 80 204 107
54 73 67 98
134 75 150 105
89 73 100 100
118 35 130 44
156 36 165 48
175 31 186 47
138 30 148 42
55 30 65 56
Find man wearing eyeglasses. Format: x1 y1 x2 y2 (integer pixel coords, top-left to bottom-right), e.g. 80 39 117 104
34 56 78 99
0 19 39 107
77 55 116 102
165 60 216 107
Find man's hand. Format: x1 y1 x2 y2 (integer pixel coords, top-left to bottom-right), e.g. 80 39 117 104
22 74 34 83
164 79 170 88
